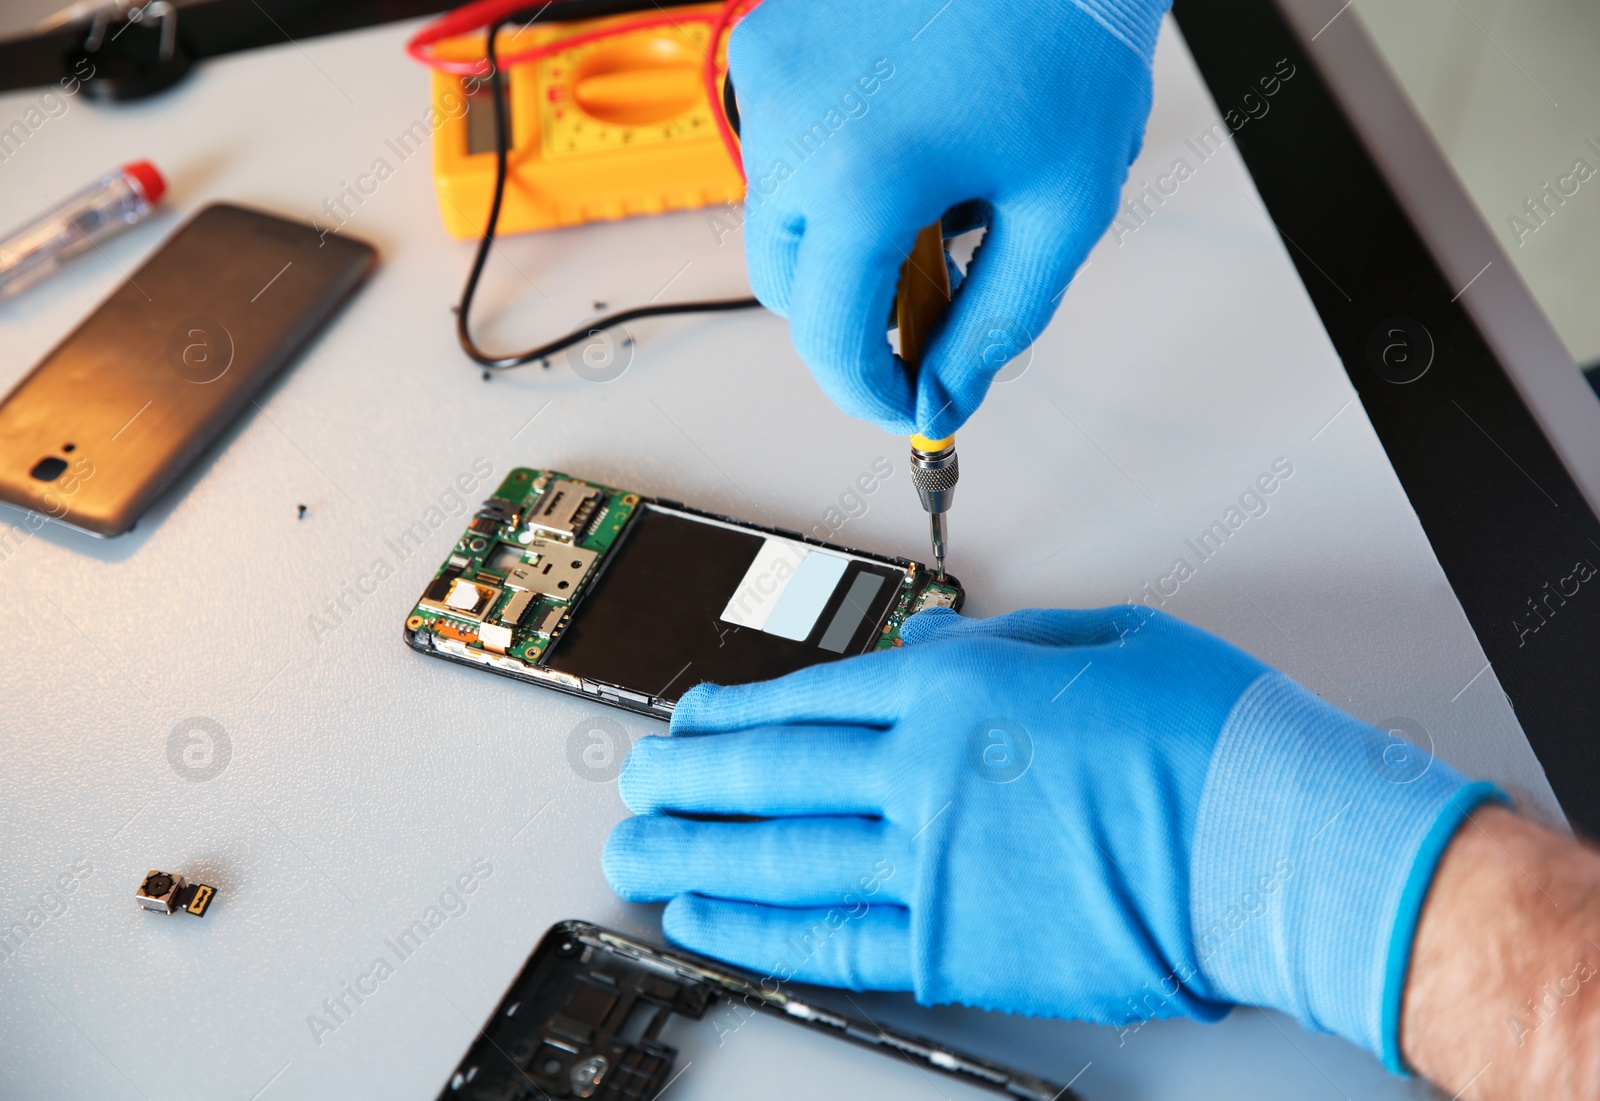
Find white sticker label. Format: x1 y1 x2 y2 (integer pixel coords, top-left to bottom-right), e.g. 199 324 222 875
721 538 809 630
765 551 848 640
720 538 851 642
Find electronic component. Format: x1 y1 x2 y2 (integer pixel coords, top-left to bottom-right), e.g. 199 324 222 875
534 606 565 637
415 5 761 379
500 589 536 628
136 870 216 917
435 621 480 645
424 569 462 602
471 496 520 535
421 6 743 240
479 622 514 654
486 542 527 575
421 575 502 622
436 922 1070 1101
505 541 598 601
404 468 962 718
528 480 603 540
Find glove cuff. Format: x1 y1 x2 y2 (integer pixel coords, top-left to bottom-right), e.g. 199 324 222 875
1067 0 1170 65
1188 672 1502 1060
1377 778 1507 1074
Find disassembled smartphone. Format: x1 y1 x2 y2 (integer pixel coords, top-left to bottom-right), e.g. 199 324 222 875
438 921 1072 1101
404 469 963 716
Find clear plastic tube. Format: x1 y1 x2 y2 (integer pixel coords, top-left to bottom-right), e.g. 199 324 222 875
0 160 165 297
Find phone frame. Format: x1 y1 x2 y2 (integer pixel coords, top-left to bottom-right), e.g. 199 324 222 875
438 920 1071 1101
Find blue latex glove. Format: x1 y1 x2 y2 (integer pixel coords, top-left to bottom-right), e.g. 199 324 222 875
729 0 1168 438
605 607 1504 1070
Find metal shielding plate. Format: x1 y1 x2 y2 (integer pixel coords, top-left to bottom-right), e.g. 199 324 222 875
505 541 598 601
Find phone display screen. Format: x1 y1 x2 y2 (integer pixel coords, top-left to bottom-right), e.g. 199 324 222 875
545 504 905 700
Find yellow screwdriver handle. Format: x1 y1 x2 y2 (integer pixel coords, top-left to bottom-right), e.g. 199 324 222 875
897 221 954 454
896 221 952 387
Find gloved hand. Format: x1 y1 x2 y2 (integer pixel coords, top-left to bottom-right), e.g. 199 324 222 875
728 0 1168 438
605 607 1503 1071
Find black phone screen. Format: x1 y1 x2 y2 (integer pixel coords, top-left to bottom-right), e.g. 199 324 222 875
544 504 905 702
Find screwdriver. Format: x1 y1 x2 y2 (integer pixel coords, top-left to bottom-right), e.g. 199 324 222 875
896 222 957 581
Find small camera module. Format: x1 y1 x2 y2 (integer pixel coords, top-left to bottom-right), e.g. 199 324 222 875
135 870 216 917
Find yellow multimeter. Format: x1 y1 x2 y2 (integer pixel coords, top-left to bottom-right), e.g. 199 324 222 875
429 5 745 240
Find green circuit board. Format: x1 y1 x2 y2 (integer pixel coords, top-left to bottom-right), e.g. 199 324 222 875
405 468 962 678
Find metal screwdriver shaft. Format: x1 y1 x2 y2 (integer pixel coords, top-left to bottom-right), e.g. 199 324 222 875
896 222 957 580
910 435 957 579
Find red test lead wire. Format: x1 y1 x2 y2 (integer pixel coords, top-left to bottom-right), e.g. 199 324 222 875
407 0 756 177
704 0 762 178
408 1 715 78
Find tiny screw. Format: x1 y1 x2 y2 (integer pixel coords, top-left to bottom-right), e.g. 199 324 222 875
297 504 307 519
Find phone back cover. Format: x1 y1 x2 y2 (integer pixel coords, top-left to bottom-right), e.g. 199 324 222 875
0 202 375 536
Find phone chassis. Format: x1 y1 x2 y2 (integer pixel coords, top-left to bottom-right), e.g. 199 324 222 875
437 921 1072 1101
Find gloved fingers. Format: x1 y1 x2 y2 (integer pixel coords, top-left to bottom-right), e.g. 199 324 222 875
671 650 910 734
913 198 1108 439
899 605 1160 649
739 206 802 319
786 211 921 434
725 6 811 318
619 725 887 816
663 894 914 991
941 198 991 239
604 815 910 906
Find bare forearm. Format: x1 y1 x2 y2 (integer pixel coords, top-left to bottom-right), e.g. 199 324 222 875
1403 806 1600 1099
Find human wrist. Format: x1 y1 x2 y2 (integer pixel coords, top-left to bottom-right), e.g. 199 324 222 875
1187 673 1499 1057
1402 807 1600 1100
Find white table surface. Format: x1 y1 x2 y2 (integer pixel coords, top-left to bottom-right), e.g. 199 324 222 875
0 14 1558 1101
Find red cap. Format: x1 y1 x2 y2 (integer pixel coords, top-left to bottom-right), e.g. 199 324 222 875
121 160 166 205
